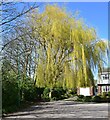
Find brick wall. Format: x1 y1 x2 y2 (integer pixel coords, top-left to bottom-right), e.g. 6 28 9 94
98 86 102 94
90 86 93 96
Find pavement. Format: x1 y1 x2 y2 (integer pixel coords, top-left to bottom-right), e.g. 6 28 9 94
3 100 109 119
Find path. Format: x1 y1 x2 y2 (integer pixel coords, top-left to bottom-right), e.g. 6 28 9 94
4 100 109 119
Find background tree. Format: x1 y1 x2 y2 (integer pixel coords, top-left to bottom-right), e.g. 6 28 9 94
1 2 42 113
1 2 41 53
1 2 41 77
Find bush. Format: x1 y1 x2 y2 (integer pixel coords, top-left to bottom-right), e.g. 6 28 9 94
2 105 18 114
51 97 57 101
71 96 79 101
2 70 43 113
77 95 92 102
21 77 38 101
2 73 19 112
83 96 92 102
36 87 45 100
99 92 108 102
64 93 69 99
65 89 77 98
78 95 84 99
102 92 107 97
51 87 66 100
42 87 50 101
67 89 77 95
108 91 110 98
2 60 45 114
42 87 67 101
23 86 37 101
92 96 102 102
77 97 83 102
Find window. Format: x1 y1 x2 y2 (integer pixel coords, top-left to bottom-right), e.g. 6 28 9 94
103 86 110 92
102 74 109 80
106 77 109 79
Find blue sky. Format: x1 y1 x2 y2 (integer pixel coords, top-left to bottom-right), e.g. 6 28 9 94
66 2 108 39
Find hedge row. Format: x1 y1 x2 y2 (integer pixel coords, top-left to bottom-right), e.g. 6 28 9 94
77 93 110 102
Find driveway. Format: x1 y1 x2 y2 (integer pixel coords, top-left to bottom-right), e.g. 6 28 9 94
4 100 109 119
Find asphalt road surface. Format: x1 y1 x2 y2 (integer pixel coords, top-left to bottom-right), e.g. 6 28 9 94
4 100 109 119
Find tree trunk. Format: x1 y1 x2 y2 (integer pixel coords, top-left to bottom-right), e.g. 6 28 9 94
49 89 53 99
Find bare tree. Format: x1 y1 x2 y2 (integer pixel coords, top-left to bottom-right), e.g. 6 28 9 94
1 2 43 80
1 2 42 51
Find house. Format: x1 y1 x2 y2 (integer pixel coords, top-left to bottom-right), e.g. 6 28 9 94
97 68 110 94
77 68 110 96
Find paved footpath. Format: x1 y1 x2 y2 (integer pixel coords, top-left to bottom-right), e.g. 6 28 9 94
4 100 109 119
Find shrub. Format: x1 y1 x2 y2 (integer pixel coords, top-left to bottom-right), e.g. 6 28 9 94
42 87 50 101
23 86 37 101
21 77 38 101
83 96 92 102
2 73 19 111
72 96 79 101
51 97 57 101
2 60 20 112
92 96 102 102
101 95 108 102
64 93 69 99
42 87 67 101
77 97 83 102
108 91 110 97
67 89 77 95
2 105 18 114
36 87 45 99
23 86 45 102
2 60 45 114
102 92 107 97
51 87 66 100
78 95 84 99
107 92 110 102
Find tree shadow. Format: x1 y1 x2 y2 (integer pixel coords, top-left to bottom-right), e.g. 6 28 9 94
4 102 53 118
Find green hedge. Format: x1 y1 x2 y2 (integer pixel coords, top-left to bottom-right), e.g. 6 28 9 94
76 94 110 103
2 71 45 113
2 74 19 107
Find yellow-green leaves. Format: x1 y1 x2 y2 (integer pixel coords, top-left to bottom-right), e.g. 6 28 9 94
31 5 107 89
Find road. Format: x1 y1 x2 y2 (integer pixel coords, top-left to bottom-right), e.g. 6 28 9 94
4 100 109 119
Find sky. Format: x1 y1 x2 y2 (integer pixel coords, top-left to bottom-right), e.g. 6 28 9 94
66 2 108 40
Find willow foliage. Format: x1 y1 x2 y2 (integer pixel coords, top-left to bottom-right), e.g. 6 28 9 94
31 5 107 88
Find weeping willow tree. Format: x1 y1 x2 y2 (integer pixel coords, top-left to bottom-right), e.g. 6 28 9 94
30 5 107 91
